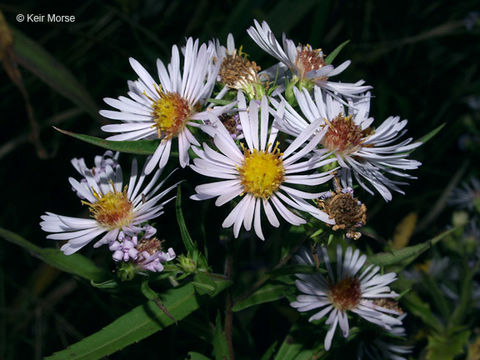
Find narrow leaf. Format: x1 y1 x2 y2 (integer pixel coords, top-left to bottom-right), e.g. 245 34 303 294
418 123 445 145
325 40 350 64
11 28 98 118
213 312 230 360
368 227 457 267
54 127 160 155
395 277 444 332
193 272 217 296
176 186 197 254
187 353 212 360
233 284 286 312
260 341 278 360
0 227 108 282
46 279 230 360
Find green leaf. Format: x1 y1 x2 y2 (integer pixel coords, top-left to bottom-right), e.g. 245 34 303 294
54 127 160 155
273 324 324 360
90 279 119 289
233 283 286 312
395 277 444 332
213 312 230 360
260 341 278 360
367 227 456 267
418 123 445 145
176 186 197 254
46 279 231 360
206 98 234 106
427 330 470 360
325 40 350 64
0 227 108 282
449 265 476 327
11 28 98 118
187 352 212 360
193 272 217 296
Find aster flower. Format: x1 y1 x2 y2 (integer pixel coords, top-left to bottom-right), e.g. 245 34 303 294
190 92 335 240
448 177 480 210
212 34 263 100
109 230 176 272
273 87 422 201
358 331 412 360
70 151 119 200
247 20 370 98
40 155 178 255
290 246 402 351
100 38 234 173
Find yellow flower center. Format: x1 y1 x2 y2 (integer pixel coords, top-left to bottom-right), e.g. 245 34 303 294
149 87 191 139
83 186 133 228
239 143 285 199
322 114 372 154
328 276 362 311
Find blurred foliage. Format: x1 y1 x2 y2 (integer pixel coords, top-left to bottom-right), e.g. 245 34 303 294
0 0 479 359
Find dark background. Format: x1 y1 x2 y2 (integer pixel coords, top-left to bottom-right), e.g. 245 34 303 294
0 0 479 358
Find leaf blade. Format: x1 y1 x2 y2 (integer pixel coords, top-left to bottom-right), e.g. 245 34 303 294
11 27 98 118
0 227 108 282
46 279 230 360
54 127 160 155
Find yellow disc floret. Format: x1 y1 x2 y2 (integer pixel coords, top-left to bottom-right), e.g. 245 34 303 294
239 143 285 199
83 185 133 228
148 86 191 140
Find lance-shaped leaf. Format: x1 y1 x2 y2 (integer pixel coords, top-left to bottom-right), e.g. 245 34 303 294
274 323 325 360
0 227 108 282
11 27 98 119
233 283 287 312
213 312 230 360
54 127 161 155
176 186 196 254
325 40 350 64
367 227 457 267
46 278 231 360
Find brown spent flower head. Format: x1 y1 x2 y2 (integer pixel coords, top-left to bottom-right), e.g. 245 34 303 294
219 113 241 139
322 114 373 154
218 49 261 90
328 276 362 311
317 178 367 240
372 298 404 314
137 237 164 256
295 44 326 80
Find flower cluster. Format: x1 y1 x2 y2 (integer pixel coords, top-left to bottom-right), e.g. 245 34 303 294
40 19 421 353
40 152 177 271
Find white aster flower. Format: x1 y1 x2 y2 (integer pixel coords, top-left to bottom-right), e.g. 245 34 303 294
100 38 233 173
359 339 412 360
448 177 480 210
273 87 422 201
247 20 370 98
357 316 412 360
190 92 335 240
40 156 177 255
290 246 402 351
70 150 119 200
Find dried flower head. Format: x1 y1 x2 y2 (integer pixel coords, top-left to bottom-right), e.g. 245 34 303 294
317 178 367 240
